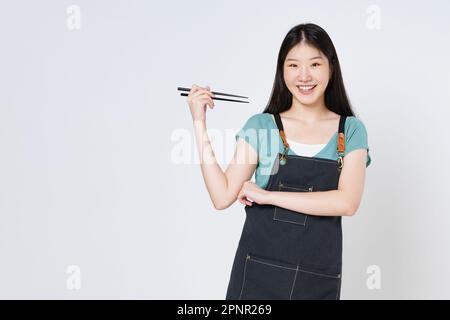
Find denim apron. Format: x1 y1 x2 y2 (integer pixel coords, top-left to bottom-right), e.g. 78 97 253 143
226 113 347 300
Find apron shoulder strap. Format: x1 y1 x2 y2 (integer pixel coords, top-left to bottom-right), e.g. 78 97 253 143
274 113 289 149
337 115 347 169
274 112 347 165
337 115 346 155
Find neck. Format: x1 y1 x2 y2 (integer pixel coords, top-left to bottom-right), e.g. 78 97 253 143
283 96 330 124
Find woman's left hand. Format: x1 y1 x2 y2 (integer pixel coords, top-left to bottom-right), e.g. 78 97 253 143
237 181 270 206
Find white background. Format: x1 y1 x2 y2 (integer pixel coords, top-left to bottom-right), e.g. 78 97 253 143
1 0 449 299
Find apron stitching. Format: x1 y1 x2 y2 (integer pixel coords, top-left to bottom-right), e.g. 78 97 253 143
297 268 341 279
248 256 339 278
289 266 299 300
279 181 311 191
248 258 297 271
274 182 311 225
238 254 250 300
273 215 307 226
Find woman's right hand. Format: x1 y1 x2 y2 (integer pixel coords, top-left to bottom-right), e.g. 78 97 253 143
187 84 215 122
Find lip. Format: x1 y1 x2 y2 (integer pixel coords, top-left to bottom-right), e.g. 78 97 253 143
296 84 317 95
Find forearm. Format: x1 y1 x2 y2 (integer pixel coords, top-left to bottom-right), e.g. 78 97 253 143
193 120 229 209
266 189 354 217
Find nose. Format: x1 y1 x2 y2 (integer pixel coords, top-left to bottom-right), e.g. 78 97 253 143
297 66 312 82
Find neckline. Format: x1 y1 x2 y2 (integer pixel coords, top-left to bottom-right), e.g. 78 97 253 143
286 138 327 147
269 113 338 151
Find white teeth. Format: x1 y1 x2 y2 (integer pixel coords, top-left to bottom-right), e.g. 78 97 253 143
297 85 315 90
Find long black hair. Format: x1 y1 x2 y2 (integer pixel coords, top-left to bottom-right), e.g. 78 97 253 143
263 23 355 117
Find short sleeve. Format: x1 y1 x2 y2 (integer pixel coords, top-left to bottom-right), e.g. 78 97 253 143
235 114 261 154
345 117 372 167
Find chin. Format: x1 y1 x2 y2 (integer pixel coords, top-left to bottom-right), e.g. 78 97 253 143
294 94 320 106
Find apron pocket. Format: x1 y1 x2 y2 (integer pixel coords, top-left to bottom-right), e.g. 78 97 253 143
291 267 341 300
273 182 313 226
239 254 298 300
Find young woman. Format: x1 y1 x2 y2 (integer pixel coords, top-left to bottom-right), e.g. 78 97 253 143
187 23 371 300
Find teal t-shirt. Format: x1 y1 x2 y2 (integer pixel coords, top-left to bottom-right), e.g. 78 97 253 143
235 112 372 189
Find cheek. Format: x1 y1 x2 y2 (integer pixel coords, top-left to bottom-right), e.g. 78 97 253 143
284 68 296 81
320 67 331 82
312 72 329 89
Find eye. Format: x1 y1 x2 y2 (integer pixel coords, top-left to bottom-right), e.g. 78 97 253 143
311 63 321 68
288 64 297 67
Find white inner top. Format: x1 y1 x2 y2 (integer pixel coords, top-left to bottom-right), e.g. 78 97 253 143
286 138 327 157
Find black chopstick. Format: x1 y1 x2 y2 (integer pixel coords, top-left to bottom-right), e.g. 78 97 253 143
179 92 249 103
177 87 249 99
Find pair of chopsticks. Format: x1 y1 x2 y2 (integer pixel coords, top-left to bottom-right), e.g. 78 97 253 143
177 87 249 103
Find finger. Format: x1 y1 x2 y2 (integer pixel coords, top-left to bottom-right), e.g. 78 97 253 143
199 93 215 107
199 97 214 109
190 84 201 95
191 89 205 98
189 85 212 97
193 89 215 99
191 90 213 101
194 92 215 100
189 93 209 105
197 100 213 110
206 87 215 97
237 192 250 206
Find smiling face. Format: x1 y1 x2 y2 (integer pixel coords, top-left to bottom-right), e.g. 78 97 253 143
283 42 332 107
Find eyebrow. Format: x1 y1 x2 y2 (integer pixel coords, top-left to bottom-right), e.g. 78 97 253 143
286 56 324 61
